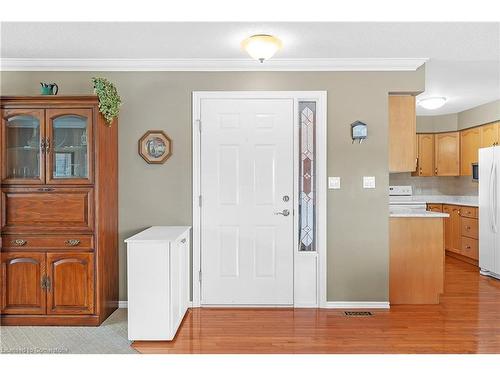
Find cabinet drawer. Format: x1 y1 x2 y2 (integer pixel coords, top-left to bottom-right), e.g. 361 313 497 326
427 204 443 212
460 237 479 260
2 235 93 250
461 217 478 239
1 187 93 233
460 206 478 219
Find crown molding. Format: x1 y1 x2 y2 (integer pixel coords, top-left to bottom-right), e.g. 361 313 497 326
0 57 428 72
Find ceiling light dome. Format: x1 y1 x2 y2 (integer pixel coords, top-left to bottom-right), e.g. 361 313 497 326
242 34 282 63
418 97 447 110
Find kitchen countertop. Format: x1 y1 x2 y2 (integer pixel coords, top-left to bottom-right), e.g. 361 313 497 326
389 195 478 207
389 207 449 218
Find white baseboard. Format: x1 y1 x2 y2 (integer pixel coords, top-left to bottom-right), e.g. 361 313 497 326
119 300 193 309
119 300 389 309
324 301 390 309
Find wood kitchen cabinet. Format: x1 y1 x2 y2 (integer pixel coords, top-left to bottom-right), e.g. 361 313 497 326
442 205 461 253
434 132 460 176
441 204 479 265
413 133 435 176
389 95 417 173
460 127 480 176
480 122 499 147
0 96 118 326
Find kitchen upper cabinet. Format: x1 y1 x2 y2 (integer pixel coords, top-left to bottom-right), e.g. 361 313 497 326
389 95 417 173
0 252 46 315
413 133 434 176
46 252 94 315
434 132 460 176
480 122 499 148
460 127 480 176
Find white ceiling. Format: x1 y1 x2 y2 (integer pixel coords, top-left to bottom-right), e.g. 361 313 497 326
1 22 499 115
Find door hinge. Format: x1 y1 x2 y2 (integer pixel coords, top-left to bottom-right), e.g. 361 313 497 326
198 270 202 283
198 195 202 207
197 119 202 133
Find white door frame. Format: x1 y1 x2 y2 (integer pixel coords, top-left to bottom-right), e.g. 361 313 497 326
192 91 327 308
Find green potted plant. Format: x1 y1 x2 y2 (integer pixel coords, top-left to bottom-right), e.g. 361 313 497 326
92 77 122 125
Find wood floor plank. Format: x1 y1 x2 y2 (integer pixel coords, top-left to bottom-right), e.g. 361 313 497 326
132 257 500 354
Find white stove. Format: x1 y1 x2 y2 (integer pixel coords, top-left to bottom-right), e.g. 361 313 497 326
389 186 426 211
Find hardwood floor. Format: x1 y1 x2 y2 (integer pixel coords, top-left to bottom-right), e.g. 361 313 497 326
132 256 500 354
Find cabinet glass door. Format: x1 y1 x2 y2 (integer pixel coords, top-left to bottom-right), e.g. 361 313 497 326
1 109 45 184
46 109 93 184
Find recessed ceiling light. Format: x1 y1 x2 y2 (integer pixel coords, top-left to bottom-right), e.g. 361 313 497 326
241 34 282 63
418 97 447 110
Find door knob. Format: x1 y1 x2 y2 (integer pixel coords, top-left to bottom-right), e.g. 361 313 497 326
275 209 290 216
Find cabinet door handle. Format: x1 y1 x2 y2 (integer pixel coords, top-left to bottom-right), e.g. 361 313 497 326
45 276 51 292
435 168 438 175
41 275 47 290
466 226 471 230
45 138 51 153
465 245 471 249
65 239 81 246
12 239 27 246
180 238 187 244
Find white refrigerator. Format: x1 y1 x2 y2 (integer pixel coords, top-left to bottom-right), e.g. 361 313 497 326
479 146 500 279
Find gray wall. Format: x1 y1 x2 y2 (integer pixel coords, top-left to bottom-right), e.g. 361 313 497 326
417 99 500 133
0 69 425 302
416 113 458 133
458 99 500 130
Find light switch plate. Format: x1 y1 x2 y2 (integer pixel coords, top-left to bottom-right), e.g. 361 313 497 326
328 177 341 189
363 176 376 189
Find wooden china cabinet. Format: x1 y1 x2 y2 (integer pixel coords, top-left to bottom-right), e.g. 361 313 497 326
0 96 118 326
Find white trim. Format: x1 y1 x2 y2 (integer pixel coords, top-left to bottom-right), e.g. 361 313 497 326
324 301 390 309
0 58 428 72
118 300 193 309
192 91 327 309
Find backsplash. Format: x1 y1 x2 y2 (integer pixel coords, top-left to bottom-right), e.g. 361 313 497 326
389 173 478 196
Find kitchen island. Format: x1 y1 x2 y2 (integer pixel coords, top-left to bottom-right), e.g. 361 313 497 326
389 206 449 304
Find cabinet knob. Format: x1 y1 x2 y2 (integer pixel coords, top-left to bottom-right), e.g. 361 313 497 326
466 245 471 249
180 238 187 244
12 239 27 246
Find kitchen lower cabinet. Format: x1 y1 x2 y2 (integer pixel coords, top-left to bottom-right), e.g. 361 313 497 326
440 204 479 265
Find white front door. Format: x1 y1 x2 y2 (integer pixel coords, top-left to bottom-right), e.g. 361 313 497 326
200 98 294 305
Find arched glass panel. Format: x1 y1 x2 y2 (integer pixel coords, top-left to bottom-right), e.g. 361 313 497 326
52 115 88 179
6 115 41 179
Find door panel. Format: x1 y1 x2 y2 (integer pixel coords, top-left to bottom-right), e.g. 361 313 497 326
1 252 46 314
435 132 460 176
1 187 93 233
1 109 46 185
45 108 93 185
416 134 434 176
46 252 94 314
460 127 480 176
201 98 294 305
480 122 499 148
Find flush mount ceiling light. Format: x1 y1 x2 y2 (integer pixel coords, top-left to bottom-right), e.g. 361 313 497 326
418 97 447 110
241 34 282 63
